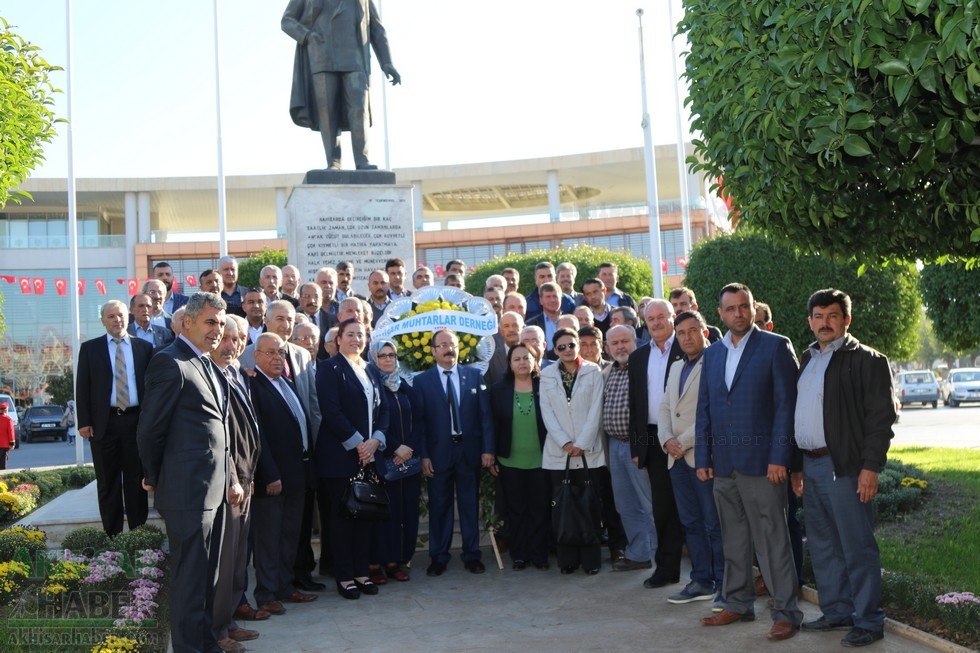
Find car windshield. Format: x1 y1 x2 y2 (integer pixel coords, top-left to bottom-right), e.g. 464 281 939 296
30 406 62 418
952 372 978 383
904 373 935 384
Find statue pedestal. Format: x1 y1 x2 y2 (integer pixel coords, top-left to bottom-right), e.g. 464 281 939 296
285 174 415 298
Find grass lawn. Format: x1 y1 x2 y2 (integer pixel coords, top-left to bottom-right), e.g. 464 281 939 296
878 446 980 593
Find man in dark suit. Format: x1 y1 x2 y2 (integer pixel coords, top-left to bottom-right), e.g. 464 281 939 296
628 299 685 589
210 315 264 649
415 329 495 576
154 261 190 315
297 282 337 339
696 283 803 640
76 299 153 537
669 287 723 343
128 294 173 349
249 333 318 615
525 262 577 321
137 292 231 653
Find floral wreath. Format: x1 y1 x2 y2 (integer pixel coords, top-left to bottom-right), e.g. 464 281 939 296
372 286 497 378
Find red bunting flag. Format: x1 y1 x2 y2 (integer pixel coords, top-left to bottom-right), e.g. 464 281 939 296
185 275 197 287
95 279 107 295
127 279 139 295
172 280 180 293
677 257 688 270
18 277 32 294
77 279 86 295
32 278 45 295
434 264 445 277
55 278 68 296
661 259 668 273
0 275 15 284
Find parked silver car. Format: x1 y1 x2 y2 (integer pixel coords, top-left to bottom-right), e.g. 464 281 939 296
943 368 980 407
894 371 940 408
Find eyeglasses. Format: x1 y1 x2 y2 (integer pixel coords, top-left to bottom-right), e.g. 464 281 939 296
377 352 397 360
555 342 577 352
257 348 287 358
433 343 458 350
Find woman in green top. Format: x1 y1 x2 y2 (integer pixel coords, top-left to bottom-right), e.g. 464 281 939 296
489 344 550 570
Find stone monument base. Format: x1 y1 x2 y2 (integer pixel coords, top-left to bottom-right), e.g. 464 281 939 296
303 169 396 185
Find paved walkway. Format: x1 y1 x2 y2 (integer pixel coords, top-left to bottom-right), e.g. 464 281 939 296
233 555 955 653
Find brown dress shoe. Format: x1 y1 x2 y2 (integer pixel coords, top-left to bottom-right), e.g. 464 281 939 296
233 604 271 621
767 621 799 640
702 609 755 626
227 628 260 642
755 575 769 596
216 638 244 653
257 600 286 615
285 591 318 603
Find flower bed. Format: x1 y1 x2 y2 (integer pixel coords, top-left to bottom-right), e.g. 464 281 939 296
0 467 97 528
0 525 168 652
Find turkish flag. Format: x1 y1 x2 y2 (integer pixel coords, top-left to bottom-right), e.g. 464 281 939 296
55 278 68 296
677 257 688 270
185 275 197 287
127 279 139 295
434 264 445 277
0 275 14 284
18 277 31 294
77 279 86 295
33 278 45 295
661 259 668 273
95 279 107 295
172 280 180 293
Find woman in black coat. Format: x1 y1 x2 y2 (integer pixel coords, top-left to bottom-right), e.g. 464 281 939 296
489 344 550 570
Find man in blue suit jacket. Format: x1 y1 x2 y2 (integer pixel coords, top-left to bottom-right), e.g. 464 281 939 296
415 329 495 576
695 283 803 640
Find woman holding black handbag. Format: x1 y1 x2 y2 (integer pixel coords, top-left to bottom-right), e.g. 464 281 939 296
489 344 550 571
316 319 390 600
366 338 422 585
539 328 606 575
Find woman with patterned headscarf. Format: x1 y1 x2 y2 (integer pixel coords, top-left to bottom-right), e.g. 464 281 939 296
367 338 422 584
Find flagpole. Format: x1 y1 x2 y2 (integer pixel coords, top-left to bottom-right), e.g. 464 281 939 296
213 0 228 257
667 0 692 258
65 0 83 464
637 8 664 299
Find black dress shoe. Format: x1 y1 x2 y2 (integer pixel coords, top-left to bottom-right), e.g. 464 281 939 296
294 578 326 592
464 560 486 574
585 567 600 575
643 571 681 589
426 562 447 577
353 579 379 595
532 560 550 570
335 581 360 600
560 566 578 575
512 560 527 570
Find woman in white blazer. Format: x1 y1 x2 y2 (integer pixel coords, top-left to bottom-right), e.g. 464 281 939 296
539 328 606 574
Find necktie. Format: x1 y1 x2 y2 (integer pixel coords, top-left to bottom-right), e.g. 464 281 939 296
112 338 130 409
277 376 309 450
444 370 460 434
201 355 223 405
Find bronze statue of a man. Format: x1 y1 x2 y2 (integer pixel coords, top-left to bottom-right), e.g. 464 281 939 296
283 0 401 171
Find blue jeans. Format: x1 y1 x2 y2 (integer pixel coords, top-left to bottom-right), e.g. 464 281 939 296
803 455 885 631
669 458 724 588
607 438 655 561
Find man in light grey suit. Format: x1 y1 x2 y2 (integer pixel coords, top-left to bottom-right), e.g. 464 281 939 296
138 293 230 653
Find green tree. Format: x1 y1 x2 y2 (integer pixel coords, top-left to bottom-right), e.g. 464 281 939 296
0 18 61 207
680 0 980 261
468 245 655 302
683 232 920 360
237 248 288 291
919 262 980 351
46 366 73 406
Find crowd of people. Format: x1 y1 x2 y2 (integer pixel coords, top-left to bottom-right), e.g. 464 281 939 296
71 254 896 652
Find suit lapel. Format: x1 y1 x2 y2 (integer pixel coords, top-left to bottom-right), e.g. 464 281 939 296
729 332 761 390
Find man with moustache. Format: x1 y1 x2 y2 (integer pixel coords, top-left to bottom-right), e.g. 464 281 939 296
315 267 341 317
128 294 173 349
581 279 613 335
241 289 267 346
668 287 722 343
367 270 391 327
137 292 230 653
199 269 222 294
154 261 189 314
210 315 263 651
412 266 434 289
281 264 302 300
298 281 336 336
696 283 802 640
259 265 300 309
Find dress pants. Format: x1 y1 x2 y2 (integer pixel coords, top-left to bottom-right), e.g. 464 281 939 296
645 425 684 577
372 473 422 565
160 506 223 653
252 491 303 603
669 458 724 588
803 455 885 631
90 411 148 536
713 472 803 624
292 487 317 581
213 495 250 640
497 464 551 566
549 467 602 572
607 438 656 562
597 465 627 555
427 446 482 565
323 477 374 581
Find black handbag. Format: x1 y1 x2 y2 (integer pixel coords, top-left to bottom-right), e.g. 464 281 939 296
340 464 390 521
383 455 422 481
551 455 602 547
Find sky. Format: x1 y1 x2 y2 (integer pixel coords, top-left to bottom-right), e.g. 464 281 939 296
3 0 693 179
